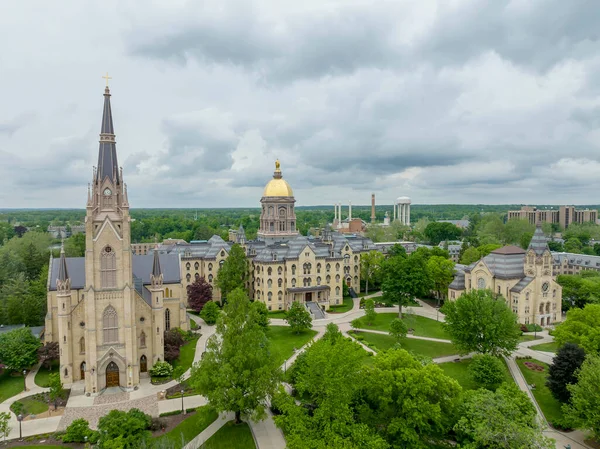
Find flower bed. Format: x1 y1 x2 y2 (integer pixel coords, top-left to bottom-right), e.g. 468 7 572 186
523 361 545 372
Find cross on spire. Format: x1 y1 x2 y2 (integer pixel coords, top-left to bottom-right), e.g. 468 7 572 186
102 72 112 87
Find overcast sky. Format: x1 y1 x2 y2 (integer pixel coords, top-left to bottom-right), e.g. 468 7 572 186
1 0 599 209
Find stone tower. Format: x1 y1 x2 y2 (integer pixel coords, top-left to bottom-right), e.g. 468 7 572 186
56 242 73 383
257 160 299 244
83 85 138 392
149 248 165 364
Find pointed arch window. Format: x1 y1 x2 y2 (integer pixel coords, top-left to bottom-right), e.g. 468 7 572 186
101 246 117 288
140 331 146 348
103 306 118 343
165 308 171 331
79 337 85 354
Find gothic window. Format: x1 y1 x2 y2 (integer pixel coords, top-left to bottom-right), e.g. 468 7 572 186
539 303 544 314
208 263 213 272
195 273 200 280
553 289 556 298
186 273 191 282
336 263 340 272
278 278 282 287
497 286 501 294
103 306 118 344
291 265 296 275
268 292 273 302
292 279 296 287
317 276 321 285
278 267 282 275
476 278 486 289
525 292 530 301
208 274 213 282
278 291 283 301
194 262 199 270
336 275 340 282
545 302 550 313
64 368 68 377
326 275 331 283
336 286 340 295
268 279 272 288
101 246 117 288
79 337 85 354
354 255 359 263
354 276 358 284
316 263 321 273
186 262 190 271
140 331 146 348
165 308 171 331
326 264 331 272
268 267 272 276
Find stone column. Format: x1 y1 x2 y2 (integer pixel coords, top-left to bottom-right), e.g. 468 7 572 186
407 204 411 226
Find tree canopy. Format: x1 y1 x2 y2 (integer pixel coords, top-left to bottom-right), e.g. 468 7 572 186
424 221 462 245
187 275 213 312
0 327 41 371
546 342 586 403
553 303 600 354
441 290 520 356
426 255 455 301
285 301 313 334
564 354 600 440
381 251 432 316
189 288 280 423
215 243 248 300
360 250 385 295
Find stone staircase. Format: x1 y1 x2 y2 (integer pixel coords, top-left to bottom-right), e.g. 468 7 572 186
306 301 325 319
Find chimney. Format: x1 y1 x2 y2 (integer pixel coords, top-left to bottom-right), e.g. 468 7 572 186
371 193 376 224
349 201 352 220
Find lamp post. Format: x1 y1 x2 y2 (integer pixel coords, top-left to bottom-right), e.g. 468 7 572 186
23 369 27 392
17 414 23 440
181 389 185 414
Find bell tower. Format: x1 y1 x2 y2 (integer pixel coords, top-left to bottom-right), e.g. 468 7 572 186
83 82 137 392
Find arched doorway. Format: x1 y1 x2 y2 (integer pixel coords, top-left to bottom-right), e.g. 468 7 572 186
80 362 86 380
140 355 147 373
540 317 545 327
345 277 352 287
105 361 120 387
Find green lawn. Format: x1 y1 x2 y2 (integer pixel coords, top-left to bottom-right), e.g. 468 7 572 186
530 341 560 353
172 336 200 372
328 297 354 313
353 313 449 340
266 326 318 365
268 311 287 319
439 358 514 390
154 406 218 448
0 370 25 403
201 421 256 449
34 361 59 388
516 359 565 425
351 331 459 359
519 335 543 342
11 396 49 416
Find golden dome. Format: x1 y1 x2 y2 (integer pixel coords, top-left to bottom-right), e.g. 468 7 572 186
262 160 294 197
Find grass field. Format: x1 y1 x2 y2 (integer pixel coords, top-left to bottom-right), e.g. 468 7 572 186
0 370 25 403
155 406 218 448
172 336 200 372
351 331 459 359
11 396 50 416
438 358 514 390
268 311 287 319
34 361 59 388
266 326 318 365
328 297 354 313
519 335 544 342
516 359 565 425
530 341 560 353
352 313 449 340
201 421 256 449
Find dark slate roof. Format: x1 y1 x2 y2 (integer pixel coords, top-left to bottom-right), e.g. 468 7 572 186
152 249 162 277
96 87 119 184
528 225 549 256
449 264 466 290
491 245 526 255
510 277 533 293
552 252 600 268
48 254 180 291
480 251 525 279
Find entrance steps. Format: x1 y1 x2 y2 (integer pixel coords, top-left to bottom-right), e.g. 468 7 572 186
306 301 326 320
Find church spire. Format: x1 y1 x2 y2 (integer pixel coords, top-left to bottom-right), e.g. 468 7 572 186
528 223 549 256
96 83 119 184
150 246 163 288
56 241 71 291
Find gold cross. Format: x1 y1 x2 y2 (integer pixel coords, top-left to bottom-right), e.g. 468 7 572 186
102 72 112 87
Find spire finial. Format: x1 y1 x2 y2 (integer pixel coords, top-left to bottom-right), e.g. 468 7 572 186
275 159 281 171
60 238 65 254
102 72 112 87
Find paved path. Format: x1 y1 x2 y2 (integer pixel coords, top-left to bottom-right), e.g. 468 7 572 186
249 410 287 449
183 412 234 449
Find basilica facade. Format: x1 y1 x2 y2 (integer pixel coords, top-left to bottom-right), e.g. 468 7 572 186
45 86 189 392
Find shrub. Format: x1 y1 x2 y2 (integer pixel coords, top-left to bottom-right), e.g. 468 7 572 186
200 301 220 325
97 408 152 448
550 416 574 431
10 401 24 416
164 344 180 363
469 354 505 390
150 361 173 378
159 410 181 417
150 417 166 431
165 329 185 348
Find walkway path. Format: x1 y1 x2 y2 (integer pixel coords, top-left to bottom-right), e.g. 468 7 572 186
183 412 234 449
249 410 287 449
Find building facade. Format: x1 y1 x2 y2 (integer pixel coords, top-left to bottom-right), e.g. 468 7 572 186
508 205 598 228
448 226 563 326
45 86 188 392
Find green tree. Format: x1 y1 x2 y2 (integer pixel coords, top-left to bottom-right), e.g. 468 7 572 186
460 246 481 265
0 327 41 371
48 372 65 410
553 304 600 354
381 251 432 317
455 383 554 449
199 300 220 325
426 255 455 302
441 290 520 356
546 343 586 403
360 250 384 295
564 354 600 440
285 301 313 334
357 348 462 448
503 219 534 246
186 276 213 312
97 409 151 449
251 300 270 328
556 274 600 309
64 233 86 257
424 221 462 245
389 318 408 342
0 412 10 443
215 244 248 300
63 418 97 443
468 354 506 390
38 341 59 370
189 288 280 423
564 237 583 253
364 298 377 325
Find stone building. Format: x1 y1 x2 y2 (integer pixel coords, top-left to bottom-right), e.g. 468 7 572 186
508 205 598 228
448 225 562 326
153 161 375 316
45 85 188 393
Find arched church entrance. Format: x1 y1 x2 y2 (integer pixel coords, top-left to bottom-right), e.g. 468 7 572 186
106 361 120 387
140 355 147 373
80 362 86 380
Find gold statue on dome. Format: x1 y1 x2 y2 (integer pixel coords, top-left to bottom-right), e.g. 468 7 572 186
275 159 281 170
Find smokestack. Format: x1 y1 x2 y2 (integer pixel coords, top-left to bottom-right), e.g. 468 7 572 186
349 201 352 220
371 193 376 224
334 202 337 223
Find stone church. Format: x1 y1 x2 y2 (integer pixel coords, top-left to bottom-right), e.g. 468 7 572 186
45 86 189 392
